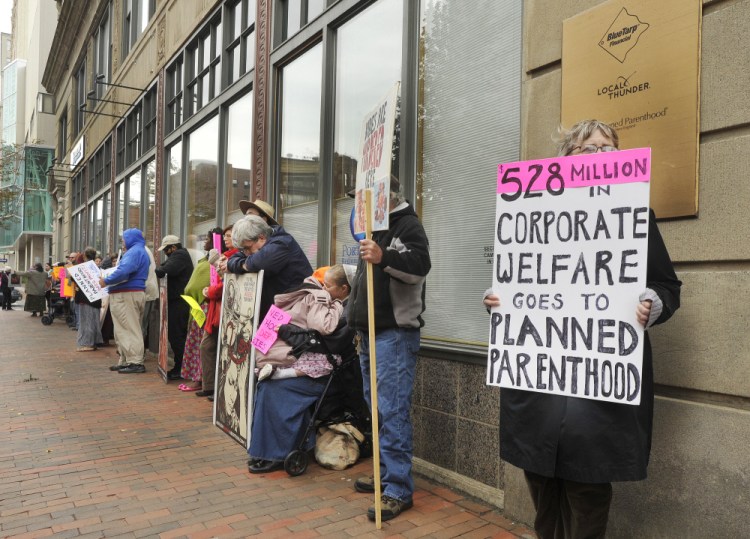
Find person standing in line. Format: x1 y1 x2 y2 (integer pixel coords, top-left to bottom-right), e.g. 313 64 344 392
99 228 150 374
0 268 11 310
141 238 159 350
73 248 103 352
484 119 682 539
155 235 194 381
15 263 49 317
348 176 431 522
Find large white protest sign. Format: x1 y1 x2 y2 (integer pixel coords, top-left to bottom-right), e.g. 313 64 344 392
487 148 651 405
353 82 400 234
68 261 106 303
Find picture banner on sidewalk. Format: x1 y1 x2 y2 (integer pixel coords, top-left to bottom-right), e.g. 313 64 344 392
353 82 400 234
214 271 263 448
67 261 106 303
486 148 651 405
157 280 169 383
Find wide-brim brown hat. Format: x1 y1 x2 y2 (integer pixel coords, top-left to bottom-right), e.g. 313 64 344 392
238 199 278 226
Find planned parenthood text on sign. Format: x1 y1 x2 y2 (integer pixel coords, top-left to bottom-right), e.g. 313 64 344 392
487 148 651 405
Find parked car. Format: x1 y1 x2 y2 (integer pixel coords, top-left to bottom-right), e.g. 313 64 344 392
10 287 21 304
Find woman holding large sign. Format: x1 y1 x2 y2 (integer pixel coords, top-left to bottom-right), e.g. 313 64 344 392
486 120 681 538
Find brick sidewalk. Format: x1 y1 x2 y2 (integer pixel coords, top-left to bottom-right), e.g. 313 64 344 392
0 308 535 539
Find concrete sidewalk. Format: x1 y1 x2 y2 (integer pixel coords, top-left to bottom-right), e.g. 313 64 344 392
0 308 534 538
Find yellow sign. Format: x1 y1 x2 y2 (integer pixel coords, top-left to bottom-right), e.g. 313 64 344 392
181 295 206 327
562 0 701 218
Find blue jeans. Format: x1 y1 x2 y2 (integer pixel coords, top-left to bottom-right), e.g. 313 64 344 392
358 327 420 502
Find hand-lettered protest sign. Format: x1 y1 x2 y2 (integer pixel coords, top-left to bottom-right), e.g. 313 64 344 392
67 261 106 303
353 82 400 234
487 148 651 405
251 304 292 354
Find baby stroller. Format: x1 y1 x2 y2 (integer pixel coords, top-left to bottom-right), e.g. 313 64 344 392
276 324 371 477
41 283 73 326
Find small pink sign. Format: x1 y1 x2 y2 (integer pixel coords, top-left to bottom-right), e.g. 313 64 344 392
498 147 651 195
251 304 292 354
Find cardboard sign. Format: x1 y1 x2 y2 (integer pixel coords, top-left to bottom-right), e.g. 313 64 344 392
562 0 700 218
251 304 292 354
67 261 106 303
487 148 651 405
60 268 75 298
353 82 400 234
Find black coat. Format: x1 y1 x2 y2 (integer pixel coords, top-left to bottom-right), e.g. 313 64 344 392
499 211 681 483
154 248 194 303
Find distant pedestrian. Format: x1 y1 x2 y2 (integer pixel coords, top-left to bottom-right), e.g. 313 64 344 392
0 268 11 310
15 263 49 317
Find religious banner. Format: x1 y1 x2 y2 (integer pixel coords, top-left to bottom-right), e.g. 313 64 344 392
353 82 400 234
67 261 105 303
214 271 263 448
487 148 651 405
561 0 700 218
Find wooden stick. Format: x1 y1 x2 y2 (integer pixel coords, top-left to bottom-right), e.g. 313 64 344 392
365 189 382 528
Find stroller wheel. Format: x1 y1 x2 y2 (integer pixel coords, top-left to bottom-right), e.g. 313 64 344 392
284 450 308 477
41 315 53 326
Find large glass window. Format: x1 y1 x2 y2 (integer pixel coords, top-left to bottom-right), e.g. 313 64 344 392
278 43 322 267
74 61 86 135
226 0 256 86
165 142 183 239
185 18 222 118
144 160 156 245
166 56 184 133
93 4 112 98
332 0 402 266
116 180 125 240
279 0 326 42
186 117 219 253
417 0 522 348
127 170 141 236
225 93 253 224
122 0 155 60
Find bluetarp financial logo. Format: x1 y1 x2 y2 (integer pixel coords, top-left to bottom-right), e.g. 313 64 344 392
599 8 649 63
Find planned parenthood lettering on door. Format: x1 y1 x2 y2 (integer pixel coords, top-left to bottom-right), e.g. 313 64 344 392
487 148 651 405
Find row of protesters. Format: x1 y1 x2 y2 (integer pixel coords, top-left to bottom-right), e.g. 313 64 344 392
178 229 224 391
196 225 238 400
246 264 356 473
154 236 194 380
100 228 150 374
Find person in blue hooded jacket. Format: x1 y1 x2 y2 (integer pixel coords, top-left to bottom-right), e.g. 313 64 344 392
99 228 150 374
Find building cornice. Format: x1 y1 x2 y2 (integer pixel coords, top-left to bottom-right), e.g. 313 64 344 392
42 0 87 94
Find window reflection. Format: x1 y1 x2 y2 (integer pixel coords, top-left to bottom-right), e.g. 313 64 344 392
225 93 253 224
333 0 402 265
166 142 183 239
187 116 219 256
278 42 322 267
145 160 156 245
128 170 141 232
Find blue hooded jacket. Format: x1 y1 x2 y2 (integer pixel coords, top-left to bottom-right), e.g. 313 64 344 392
104 228 150 293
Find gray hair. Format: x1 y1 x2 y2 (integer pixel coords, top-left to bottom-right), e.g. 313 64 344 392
232 214 273 247
555 119 619 157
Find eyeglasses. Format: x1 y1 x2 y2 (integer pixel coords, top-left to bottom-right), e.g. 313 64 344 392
241 240 256 254
572 144 618 155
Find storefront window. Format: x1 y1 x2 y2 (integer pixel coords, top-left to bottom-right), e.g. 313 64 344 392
186 116 219 254
116 181 125 241
165 142 183 240
225 92 253 224
144 160 156 246
417 0 522 347
127 169 141 233
332 0 402 265
278 43 322 267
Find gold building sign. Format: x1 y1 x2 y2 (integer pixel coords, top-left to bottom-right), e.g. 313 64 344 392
562 0 701 218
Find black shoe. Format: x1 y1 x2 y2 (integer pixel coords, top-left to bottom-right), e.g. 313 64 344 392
355 475 375 493
195 389 214 397
207 395 214 402
367 495 413 522
119 363 146 374
167 372 182 381
109 364 127 371
248 460 283 474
